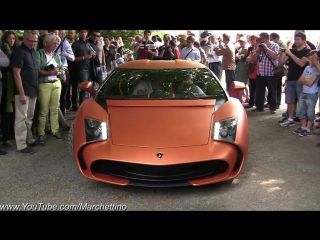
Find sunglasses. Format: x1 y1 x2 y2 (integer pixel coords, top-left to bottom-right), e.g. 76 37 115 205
26 38 38 43
93 34 101 37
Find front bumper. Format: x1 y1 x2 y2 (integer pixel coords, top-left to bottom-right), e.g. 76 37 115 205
75 141 245 187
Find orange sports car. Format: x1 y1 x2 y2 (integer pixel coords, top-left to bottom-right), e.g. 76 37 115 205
68 59 249 187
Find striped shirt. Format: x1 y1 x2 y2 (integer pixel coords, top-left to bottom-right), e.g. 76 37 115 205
257 42 280 76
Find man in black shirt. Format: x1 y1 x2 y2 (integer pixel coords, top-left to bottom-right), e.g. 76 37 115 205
72 30 95 106
88 30 103 86
11 30 39 154
103 36 117 75
279 32 310 127
290 30 316 50
158 34 176 59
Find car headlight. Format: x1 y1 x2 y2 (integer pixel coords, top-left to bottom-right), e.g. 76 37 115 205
212 117 237 143
85 118 109 143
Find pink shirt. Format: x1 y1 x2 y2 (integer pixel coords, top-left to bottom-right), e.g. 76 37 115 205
249 47 258 79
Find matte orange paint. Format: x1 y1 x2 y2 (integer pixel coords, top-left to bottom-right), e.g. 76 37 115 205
71 60 249 186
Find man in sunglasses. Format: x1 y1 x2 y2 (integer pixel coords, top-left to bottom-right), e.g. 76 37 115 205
88 30 105 87
249 32 280 114
179 36 201 62
72 30 94 107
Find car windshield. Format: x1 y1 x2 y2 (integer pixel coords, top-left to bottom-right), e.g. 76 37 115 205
96 68 226 100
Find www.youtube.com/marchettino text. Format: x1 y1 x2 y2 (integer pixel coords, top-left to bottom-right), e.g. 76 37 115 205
0 203 127 211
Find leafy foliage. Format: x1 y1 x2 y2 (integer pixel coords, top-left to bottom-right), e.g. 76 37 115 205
11 30 168 49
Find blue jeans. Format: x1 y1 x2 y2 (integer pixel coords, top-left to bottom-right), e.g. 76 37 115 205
209 62 221 80
92 66 102 87
297 92 318 121
285 80 302 104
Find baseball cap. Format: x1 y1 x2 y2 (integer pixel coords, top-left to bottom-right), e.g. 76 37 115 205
179 34 187 40
239 36 247 42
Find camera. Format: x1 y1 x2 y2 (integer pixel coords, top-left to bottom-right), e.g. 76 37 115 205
45 64 60 78
259 44 264 47
45 64 55 71
281 48 286 52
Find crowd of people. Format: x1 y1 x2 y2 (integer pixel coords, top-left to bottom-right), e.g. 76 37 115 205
0 29 320 155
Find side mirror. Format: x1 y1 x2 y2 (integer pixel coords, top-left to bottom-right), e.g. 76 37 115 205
228 81 245 96
79 81 96 97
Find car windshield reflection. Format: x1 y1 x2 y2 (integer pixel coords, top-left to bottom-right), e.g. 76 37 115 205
97 68 226 100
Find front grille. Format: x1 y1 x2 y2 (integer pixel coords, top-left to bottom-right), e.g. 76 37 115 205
91 160 228 182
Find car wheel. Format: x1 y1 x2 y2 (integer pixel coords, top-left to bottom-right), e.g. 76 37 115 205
68 122 74 157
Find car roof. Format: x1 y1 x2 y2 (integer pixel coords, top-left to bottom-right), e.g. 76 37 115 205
118 59 206 69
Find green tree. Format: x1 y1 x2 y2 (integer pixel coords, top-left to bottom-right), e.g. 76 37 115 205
100 30 167 49
11 30 169 50
12 30 24 36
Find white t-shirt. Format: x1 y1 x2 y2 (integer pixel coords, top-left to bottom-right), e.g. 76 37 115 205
132 81 153 95
45 53 58 81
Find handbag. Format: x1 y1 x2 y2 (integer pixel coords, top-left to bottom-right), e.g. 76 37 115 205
246 62 255 75
262 50 287 78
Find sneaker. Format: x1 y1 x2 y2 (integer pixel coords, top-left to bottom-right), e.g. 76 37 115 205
0 149 8 155
299 129 311 137
52 132 63 140
293 127 302 134
278 117 288 123
279 119 295 127
19 146 36 154
38 135 45 145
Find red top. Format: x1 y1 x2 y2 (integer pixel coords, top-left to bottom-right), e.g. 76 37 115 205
174 46 180 59
137 41 157 59
249 47 258 79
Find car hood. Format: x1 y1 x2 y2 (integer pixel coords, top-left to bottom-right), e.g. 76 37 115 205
107 99 216 148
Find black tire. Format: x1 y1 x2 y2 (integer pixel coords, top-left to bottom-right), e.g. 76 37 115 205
68 122 74 157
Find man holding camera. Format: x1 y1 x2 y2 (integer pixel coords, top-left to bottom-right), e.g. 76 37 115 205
250 32 279 114
133 30 157 60
278 31 310 127
157 34 176 59
214 33 236 91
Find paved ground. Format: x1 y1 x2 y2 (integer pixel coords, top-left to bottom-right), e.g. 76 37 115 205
1 94 320 211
